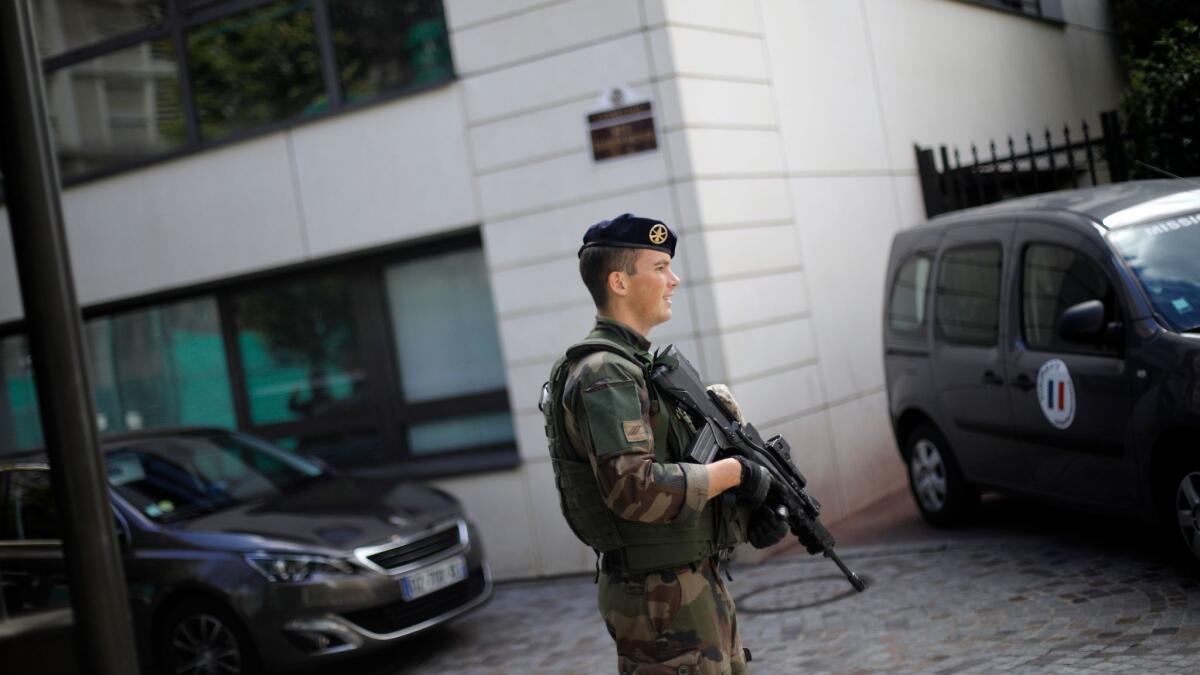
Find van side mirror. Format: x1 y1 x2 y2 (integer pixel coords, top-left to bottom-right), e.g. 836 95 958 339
1058 299 1122 347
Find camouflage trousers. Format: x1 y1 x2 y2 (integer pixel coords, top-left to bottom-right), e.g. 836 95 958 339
598 559 748 675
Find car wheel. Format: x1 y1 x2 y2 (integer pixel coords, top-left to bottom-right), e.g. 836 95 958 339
159 598 261 675
905 424 978 528
1169 467 1200 564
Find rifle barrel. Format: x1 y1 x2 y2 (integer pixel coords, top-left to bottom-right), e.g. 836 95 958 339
825 549 866 592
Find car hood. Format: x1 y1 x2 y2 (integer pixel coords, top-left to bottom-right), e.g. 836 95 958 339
173 476 460 553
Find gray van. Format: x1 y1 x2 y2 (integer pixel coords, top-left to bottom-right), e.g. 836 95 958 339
884 180 1200 561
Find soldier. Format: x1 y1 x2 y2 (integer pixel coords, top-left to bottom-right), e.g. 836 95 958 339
540 213 789 674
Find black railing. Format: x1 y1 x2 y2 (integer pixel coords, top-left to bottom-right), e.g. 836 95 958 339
915 110 1129 218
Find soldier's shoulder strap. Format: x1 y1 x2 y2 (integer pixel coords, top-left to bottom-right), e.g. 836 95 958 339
564 337 649 373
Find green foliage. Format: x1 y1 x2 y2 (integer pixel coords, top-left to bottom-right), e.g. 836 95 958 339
1112 0 1200 60
1121 21 1200 178
187 0 327 141
234 277 356 369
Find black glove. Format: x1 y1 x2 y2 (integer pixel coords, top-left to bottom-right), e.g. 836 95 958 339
747 505 788 549
793 514 834 555
731 456 772 508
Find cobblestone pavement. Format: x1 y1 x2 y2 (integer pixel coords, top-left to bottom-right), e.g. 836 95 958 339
310 494 1200 674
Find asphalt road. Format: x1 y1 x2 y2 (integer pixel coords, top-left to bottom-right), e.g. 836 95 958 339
304 490 1200 674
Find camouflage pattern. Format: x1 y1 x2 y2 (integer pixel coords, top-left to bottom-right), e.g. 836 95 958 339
599 559 748 675
561 319 710 524
558 318 749 673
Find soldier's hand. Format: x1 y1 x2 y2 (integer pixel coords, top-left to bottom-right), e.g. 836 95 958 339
732 456 773 508
747 505 788 549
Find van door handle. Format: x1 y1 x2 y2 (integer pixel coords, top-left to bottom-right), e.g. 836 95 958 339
1013 373 1035 391
982 370 1004 386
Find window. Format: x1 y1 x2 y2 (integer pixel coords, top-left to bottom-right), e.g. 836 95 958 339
936 244 1003 345
0 336 42 456
44 39 184 177
959 0 1063 21
34 0 455 181
385 247 514 456
187 1 326 140
231 275 366 427
1022 244 1118 354
33 0 167 57
86 297 235 433
888 254 932 335
0 236 515 475
0 470 59 541
329 0 453 103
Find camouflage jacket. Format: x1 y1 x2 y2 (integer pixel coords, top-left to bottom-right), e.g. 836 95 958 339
561 318 711 525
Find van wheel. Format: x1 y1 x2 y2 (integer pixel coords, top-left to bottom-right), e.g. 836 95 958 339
1168 466 1200 564
158 598 261 675
905 424 977 528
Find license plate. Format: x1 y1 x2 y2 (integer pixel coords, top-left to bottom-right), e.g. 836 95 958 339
400 556 468 601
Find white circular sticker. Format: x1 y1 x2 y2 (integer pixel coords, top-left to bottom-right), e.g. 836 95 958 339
1036 359 1076 429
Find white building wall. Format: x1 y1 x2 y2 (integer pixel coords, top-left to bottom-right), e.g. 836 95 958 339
757 0 1123 518
0 0 1123 580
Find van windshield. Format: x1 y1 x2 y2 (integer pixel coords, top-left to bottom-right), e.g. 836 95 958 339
1107 212 1200 332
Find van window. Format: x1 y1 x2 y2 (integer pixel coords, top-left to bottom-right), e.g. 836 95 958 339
1022 244 1118 354
935 244 1002 346
888 254 931 335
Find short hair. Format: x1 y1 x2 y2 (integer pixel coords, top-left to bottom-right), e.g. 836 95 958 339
579 246 641 310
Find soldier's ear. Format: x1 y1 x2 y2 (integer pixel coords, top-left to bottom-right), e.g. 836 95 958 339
607 269 629 299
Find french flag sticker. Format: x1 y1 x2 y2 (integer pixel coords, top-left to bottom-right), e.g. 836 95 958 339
1036 359 1076 429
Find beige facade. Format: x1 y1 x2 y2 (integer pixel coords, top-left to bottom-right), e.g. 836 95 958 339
0 0 1122 579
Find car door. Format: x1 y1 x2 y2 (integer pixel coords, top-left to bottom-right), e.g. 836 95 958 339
0 467 71 618
1003 219 1138 508
929 221 1021 485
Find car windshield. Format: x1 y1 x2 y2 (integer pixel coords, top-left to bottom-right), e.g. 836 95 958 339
104 432 326 523
1106 212 1200 333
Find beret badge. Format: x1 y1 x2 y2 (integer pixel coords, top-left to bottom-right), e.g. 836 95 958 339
648 223 669 245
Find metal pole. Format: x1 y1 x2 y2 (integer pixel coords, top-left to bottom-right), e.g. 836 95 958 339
0 2 140 674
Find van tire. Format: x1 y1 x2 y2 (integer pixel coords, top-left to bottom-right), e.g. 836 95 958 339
905 424 978 528
1163 462 1200 566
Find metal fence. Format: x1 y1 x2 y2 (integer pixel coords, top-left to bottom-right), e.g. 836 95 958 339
914 110 1129 218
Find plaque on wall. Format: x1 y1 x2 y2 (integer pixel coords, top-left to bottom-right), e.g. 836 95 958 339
587 88 657 162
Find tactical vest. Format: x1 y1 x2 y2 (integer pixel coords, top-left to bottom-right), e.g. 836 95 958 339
541 334 747 575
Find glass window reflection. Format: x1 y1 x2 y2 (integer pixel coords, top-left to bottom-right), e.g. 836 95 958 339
328 0 453 103
232 276 367 426
0 335 42 456
187 0 326 141
385 248 506 402
33 0 166 57
86 298 236 434
408 412 514 456
44 39 185 178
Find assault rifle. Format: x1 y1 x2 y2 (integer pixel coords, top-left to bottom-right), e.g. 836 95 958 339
650 344 866 592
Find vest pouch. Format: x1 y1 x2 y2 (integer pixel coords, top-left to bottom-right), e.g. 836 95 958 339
551 456 624 552
615 506 716 574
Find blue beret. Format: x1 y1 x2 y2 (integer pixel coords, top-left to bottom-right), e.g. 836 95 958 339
578 213 677 258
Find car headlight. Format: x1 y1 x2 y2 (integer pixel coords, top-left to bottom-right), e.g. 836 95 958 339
245 554 358 582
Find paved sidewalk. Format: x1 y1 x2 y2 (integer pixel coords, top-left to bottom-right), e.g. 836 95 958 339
322 491 1200 674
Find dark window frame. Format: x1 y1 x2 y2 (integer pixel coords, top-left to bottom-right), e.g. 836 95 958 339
934 242 1005 347
0 230 517 479
957 0 1065 24
21 0 455 192
1018 241 1124 358
887 252 934 338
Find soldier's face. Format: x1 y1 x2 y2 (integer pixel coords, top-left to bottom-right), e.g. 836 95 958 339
626 249 679 328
